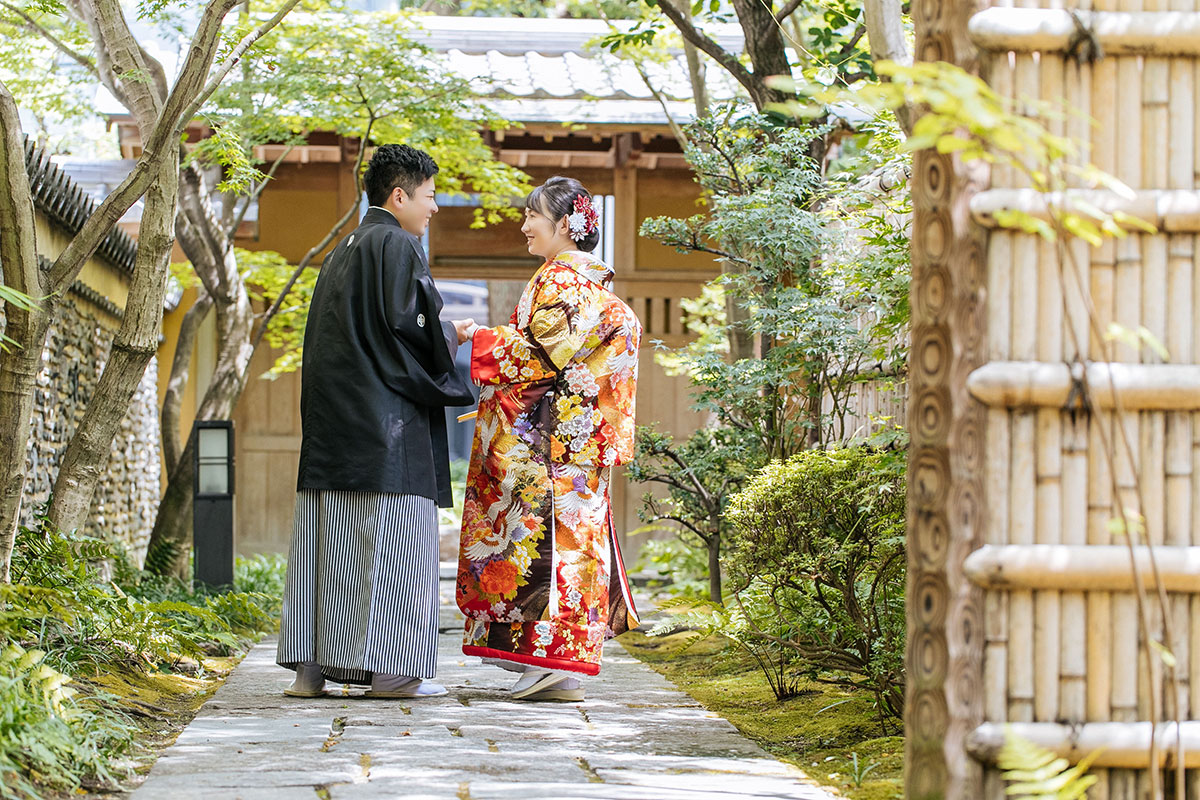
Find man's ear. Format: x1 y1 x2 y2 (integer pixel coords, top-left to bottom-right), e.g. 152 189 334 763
392 186 406 207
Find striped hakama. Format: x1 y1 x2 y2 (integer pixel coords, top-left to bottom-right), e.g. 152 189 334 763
277 490 440 684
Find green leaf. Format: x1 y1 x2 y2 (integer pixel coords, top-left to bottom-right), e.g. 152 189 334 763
1111 209 1158 235
1150 639 1177 669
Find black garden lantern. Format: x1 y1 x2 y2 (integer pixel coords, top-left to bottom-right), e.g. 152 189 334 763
192 419 235 591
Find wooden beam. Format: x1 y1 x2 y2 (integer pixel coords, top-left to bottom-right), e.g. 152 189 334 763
613 165 638 274
967 721 1200 768
969 9 1200 56
967 361 1200 410
964 544 1200 592
614 133 644 168
972 188 1200 231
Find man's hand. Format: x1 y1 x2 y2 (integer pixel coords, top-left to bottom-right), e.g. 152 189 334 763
453 318 476 345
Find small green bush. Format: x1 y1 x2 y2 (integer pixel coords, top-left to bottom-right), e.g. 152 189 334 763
723 446 905 719
0 513 287 797
0 643 132 799
634 536 712 599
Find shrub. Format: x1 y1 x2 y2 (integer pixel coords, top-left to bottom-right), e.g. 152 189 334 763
723 446 905 719
0 643 132 799
0 513 287 796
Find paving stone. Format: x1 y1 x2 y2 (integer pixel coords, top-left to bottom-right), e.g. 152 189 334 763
130 580 837 799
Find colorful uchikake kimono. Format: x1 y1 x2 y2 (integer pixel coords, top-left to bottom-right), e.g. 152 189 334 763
456 250 641 676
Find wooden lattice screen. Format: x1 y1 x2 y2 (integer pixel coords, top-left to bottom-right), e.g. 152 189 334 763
906 2 1200 798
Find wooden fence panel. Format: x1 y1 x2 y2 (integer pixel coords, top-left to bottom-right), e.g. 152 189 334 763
906 3 1200 795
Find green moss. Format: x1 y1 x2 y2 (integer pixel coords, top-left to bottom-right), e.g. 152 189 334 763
619 631 903 800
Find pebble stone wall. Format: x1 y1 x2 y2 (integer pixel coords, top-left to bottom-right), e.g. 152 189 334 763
10 293 161 561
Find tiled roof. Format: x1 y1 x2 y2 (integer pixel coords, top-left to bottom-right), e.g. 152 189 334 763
412 16 746 125
24 136 137 274
96 16 747 126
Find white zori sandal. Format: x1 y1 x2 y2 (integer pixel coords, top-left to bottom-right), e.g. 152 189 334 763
364 674 448 699
510 669 585 702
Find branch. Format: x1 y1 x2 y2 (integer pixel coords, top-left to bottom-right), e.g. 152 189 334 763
0 80 40 299
46 140 161 290
227 142 294 239
641 472 694 495
250 120 373 351
774 0 803 22
0 1 98 77
47 0 298 290
654 513 710 541
161 288 213 474
72 0 165 131
650 442 717 508
841 24 867 56
177 0 303 131
655 1 757 99
666 233 752 267
632 57 689 149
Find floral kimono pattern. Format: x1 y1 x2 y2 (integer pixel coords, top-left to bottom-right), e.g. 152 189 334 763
457 250 640 675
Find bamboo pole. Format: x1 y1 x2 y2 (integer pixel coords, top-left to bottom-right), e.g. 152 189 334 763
1009 412 1036 722
968 9 1200 54
1112 78 1144 778
968 721 1200 767
1112 592 1141 724
1143 58 1170 192
972 188 1200 230
1091 240 1118 366
1087 5 1116 798
989 232 1013 361
1034 405 1063 721
965 544 1200 590
967 361 1200 409
1060 419 1088 721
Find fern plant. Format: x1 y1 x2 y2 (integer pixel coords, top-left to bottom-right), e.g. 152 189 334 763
0 642 133 799
998 730 1099 799
0 513 288 797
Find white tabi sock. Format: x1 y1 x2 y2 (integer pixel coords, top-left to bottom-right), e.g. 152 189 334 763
289 661 325 693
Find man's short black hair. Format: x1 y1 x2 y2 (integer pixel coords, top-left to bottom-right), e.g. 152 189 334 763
364 144 439 207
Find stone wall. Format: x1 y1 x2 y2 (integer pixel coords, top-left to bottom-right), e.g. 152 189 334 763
17 290 161 560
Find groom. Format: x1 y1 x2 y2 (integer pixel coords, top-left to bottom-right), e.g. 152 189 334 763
277 144 475 698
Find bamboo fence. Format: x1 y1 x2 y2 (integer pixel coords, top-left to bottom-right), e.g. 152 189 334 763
911 0 1200 796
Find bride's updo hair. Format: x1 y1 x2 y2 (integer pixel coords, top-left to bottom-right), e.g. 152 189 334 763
524 176 600 253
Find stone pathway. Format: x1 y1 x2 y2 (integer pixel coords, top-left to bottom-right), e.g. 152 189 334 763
131 576 836 800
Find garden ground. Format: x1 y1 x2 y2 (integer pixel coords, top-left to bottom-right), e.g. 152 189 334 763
620 631 903 800
124 575 838 800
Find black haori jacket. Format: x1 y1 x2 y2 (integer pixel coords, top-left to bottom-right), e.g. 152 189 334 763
296 208 474 507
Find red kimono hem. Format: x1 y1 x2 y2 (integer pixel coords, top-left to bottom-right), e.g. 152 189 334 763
463 645 601 676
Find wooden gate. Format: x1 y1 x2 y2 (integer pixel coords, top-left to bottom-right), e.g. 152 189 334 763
908 1 1200 797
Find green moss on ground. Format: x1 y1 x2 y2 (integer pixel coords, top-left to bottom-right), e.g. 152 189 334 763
76 654 241 797
618 630 902 800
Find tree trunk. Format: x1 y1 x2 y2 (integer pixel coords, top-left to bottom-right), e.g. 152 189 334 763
0 82 48 583
663 0 709 119
161 289 213 475
730 0 791 110
863 0 911 67
725 274 756 362
0 307 50 583
707 535 722 603
47 154 179 535
863 0 914 135
144 166 255 577
144 433 195 577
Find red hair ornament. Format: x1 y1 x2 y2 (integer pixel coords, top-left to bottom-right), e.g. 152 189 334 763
567 195 599 242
